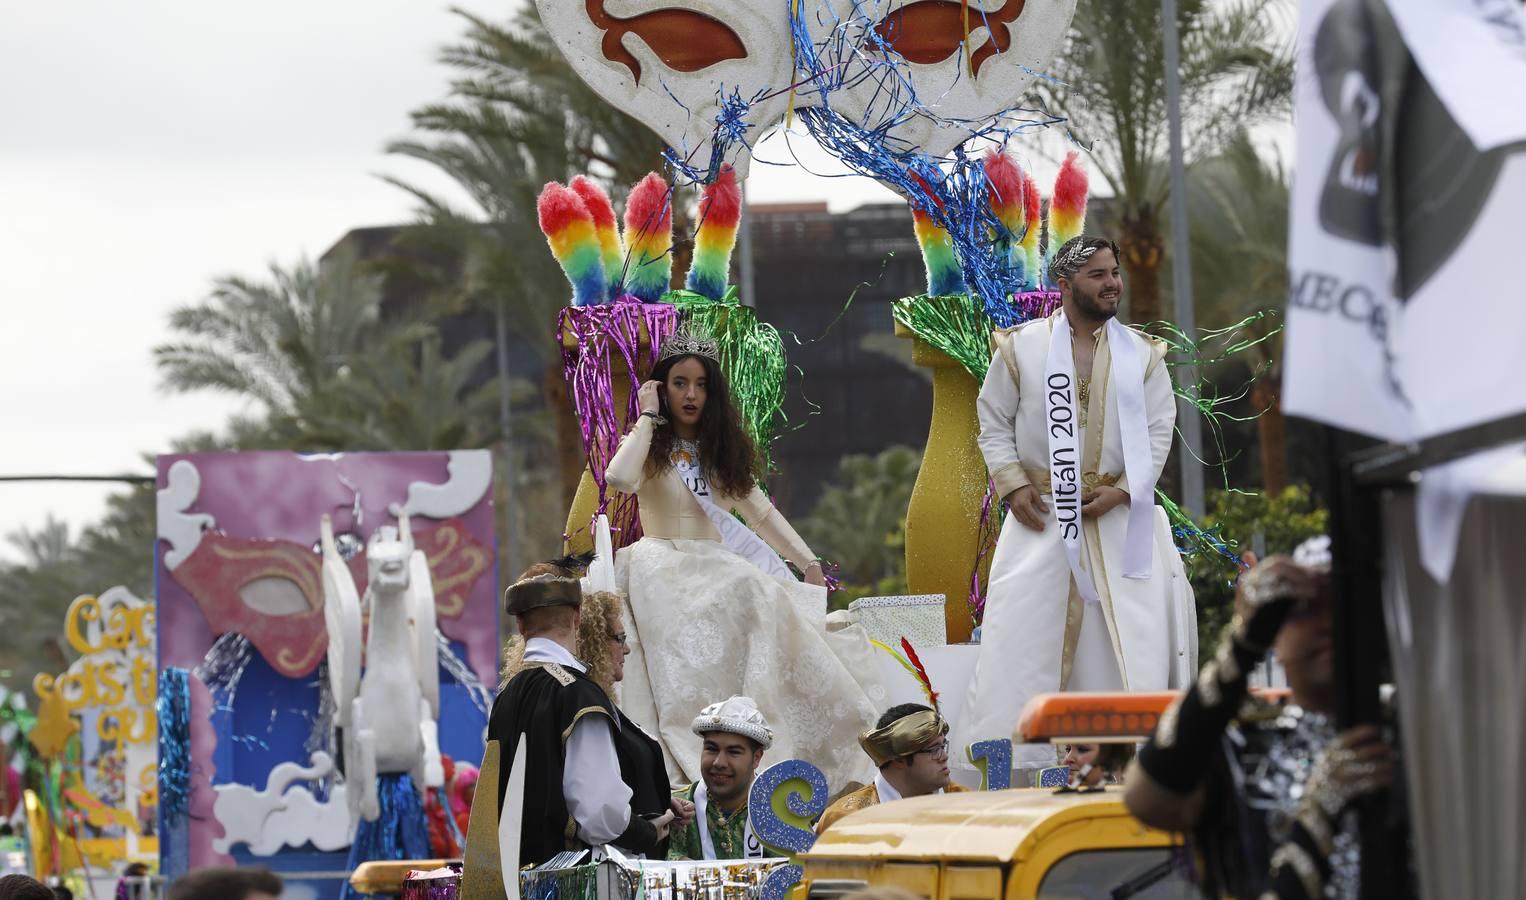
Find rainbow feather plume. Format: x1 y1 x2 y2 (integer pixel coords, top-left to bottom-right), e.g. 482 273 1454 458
913 207 965 296
984 149 1028 284
910 197 968 297
537 182 607 306
1019 168 1043 290
1046 151 1090 272
622 172 674 302
570 175 624 297
685 164 743 301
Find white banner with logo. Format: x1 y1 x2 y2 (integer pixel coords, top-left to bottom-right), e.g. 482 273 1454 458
1285 0 1526 580
1385 0 1526 151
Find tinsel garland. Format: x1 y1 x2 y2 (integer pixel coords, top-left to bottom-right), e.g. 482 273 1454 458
401 870 460 900
665 287 790 473
305 660 338 798
1013 290 1062 320
890 291 1057 385
435 630 493 719
157 667 192 879
558 297 679 547
889 294 994 382
344 774 431 899
969 483 1003 626
521 862 604 900
195 632 253 704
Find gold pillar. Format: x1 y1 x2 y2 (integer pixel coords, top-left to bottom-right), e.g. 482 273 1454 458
895 318 989 644
560 320 652 555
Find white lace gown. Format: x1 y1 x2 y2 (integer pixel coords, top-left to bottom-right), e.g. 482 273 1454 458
605 416 887 791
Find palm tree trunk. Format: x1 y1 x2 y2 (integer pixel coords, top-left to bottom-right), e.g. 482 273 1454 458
1119 209 1167 329
1251 376 1288 496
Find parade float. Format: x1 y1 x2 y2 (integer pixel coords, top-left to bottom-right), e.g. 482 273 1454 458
152 451 498 897
22 587 159 892
83 0 1279 896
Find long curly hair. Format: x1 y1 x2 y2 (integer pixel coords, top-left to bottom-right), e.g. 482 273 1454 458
500 590 625 700
646 353 759 497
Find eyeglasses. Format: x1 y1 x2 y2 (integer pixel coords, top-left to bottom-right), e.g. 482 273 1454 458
915 740 951 760
608 632 629 646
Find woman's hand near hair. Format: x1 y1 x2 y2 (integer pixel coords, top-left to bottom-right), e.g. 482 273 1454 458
638 380 662 415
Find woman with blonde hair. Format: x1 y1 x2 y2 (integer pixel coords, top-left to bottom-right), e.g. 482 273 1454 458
502 583 689 838
502 588 627 700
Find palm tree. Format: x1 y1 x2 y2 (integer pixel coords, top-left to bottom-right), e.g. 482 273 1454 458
799 445 923 587
1038 0 1293 329
290 331 547 452
154 246 388 416
385 4 673 511
1189 132 1290 493
156 247 527 455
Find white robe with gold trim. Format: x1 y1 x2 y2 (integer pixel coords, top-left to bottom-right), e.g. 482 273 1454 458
952 312 1198 770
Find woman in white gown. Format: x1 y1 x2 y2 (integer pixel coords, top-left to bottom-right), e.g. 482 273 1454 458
605 331 885 791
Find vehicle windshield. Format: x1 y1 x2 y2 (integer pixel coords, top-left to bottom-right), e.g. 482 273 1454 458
1036 847 1197 899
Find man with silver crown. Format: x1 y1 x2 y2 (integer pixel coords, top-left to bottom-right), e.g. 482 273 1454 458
953 235 1198 777
667 696 773 861
605 326 886 794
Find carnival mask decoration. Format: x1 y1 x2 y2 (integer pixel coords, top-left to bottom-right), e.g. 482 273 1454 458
537 0 1077 177
805 0 1078 160
159 454 491 681
535 0 797 177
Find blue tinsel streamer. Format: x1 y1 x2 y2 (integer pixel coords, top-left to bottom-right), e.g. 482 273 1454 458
157 667 192 879
344 774 431 899
780 0 1068 327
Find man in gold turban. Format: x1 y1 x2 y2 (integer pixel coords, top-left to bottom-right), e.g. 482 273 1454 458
815 704 965 834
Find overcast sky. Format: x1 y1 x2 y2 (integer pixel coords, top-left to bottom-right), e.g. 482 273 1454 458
0 1 890 561
0 1 1103 562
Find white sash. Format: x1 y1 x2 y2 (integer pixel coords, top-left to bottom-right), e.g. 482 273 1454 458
693 782 764 860
673 453 794 581
1043 315 1156 606
1105 318 1158 578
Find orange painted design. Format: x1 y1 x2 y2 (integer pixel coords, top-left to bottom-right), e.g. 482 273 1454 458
871 0 1027 76
585 0 747 84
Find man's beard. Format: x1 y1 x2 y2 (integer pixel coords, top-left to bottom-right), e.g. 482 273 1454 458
1072 284 1119 321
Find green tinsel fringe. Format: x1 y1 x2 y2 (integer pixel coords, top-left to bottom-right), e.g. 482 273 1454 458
890 293 995 382
664 287 788 473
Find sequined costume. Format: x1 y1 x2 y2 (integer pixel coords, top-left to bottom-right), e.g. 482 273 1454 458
1196 700 1360 899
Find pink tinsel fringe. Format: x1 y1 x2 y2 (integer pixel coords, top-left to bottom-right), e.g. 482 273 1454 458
1013 290 1062 319
558 297 679 550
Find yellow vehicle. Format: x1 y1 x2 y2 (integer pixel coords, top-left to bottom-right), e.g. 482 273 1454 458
798 788 1192 899
796 692 1250 899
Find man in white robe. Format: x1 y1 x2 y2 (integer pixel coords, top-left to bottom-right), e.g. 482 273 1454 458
953 236 1198 775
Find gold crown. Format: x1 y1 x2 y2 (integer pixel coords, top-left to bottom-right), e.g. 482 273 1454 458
657 328 720 364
